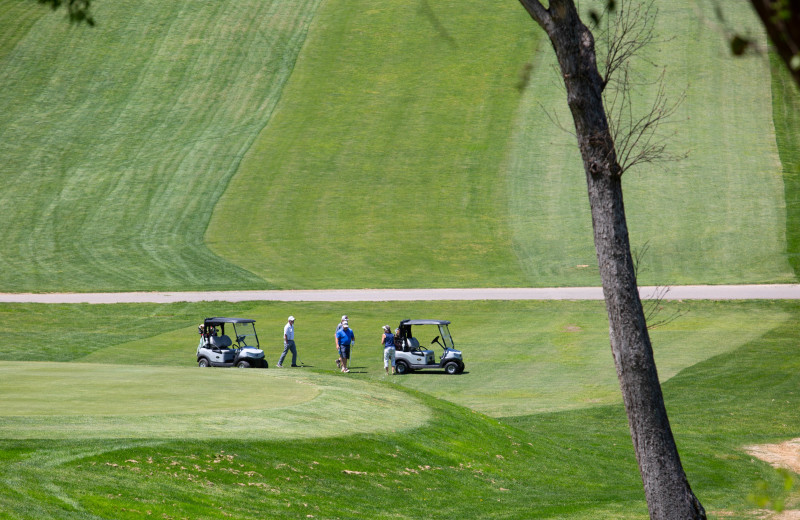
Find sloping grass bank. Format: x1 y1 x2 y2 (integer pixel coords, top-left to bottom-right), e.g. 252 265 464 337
0 0 322 292
505 301 800 518
1 300 800 518
0 392 649 520
208 0 538 288
1 1 797 291
506 2 794 286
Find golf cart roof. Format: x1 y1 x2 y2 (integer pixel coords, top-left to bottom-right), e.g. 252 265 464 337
204 317 256 325
399 319 450 326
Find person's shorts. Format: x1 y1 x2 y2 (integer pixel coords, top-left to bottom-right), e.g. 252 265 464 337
383 347 396 367
338 344 350 359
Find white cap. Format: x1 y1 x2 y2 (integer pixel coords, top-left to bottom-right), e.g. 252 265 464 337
342 322 349 328
288 316 295 321
341 315 348 321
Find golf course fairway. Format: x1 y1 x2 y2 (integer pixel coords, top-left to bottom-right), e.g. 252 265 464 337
0 362 430 440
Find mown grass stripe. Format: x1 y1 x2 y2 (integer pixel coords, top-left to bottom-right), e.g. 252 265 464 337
0 362 430 439
0 0 322 292
207 0 538 289
507 1 794 287
771 51 800 277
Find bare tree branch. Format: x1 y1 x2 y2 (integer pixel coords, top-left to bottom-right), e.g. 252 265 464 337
643 286 686 330
609 68 686 174
593 1 687 175
518 0 552 32
633 243 686 330
597 0 658 89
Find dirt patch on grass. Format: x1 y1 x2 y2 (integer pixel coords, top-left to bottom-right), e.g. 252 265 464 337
745 439 800 474
744 439 800 519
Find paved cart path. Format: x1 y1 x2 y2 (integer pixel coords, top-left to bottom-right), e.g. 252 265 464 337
1 284 799 304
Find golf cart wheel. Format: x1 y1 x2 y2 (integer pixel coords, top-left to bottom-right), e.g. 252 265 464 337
236 360 251 368
198 358 211 368
395 360 410 375
444 361 459 375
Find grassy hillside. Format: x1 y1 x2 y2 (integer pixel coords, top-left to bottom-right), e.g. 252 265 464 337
0 1 797 291
3 2 800 517
210 0 797 288
207 0 538 288
0 0 323 292
1 299 800 518
507 2 795 286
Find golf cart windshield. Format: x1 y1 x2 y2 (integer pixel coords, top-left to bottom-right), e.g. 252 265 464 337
438 324 455 349
203 318 260 348
232 321 258 347
397 320 454 350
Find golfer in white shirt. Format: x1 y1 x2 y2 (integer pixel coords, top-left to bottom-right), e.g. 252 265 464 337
278 316 298 367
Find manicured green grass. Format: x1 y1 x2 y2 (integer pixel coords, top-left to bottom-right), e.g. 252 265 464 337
507 2 795 287
0 0 46 61
2 0 800 517
2 300 800 518
0 0 323 292
2 1 795 292
0 362 429 440
210 0 797 289
207 0 539 289
2 299 787 417
771 51 800 277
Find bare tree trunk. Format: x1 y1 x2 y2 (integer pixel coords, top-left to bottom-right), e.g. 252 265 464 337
517 1 705 518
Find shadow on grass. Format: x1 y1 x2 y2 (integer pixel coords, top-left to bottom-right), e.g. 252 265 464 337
396 370 470 376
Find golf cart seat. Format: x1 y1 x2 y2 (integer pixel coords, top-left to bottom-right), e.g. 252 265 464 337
406 337 420 351
210 335 233 348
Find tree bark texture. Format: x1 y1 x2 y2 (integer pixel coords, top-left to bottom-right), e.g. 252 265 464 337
517 1 705 518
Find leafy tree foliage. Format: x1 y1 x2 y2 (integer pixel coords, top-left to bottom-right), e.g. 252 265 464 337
38 0 93 25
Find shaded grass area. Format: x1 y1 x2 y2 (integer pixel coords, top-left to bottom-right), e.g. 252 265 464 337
503 303 800 518
207 0 539 288
0 392 651 519
771 51 800 277
0 0 322 292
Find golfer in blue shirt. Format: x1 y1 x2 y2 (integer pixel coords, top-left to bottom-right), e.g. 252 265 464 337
335 322 354 373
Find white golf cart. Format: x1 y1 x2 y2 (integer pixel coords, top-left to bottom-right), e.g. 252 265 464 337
196 317 267 368
394 319 465 375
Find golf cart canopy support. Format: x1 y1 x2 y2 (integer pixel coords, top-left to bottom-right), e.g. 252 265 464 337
204 317 256 325
399 319 450 326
